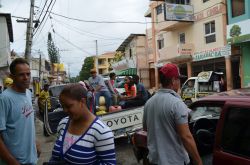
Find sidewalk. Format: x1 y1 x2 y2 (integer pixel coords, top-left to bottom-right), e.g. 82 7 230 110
35 118 56 165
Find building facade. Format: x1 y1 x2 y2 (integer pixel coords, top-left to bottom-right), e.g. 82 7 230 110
227 0 250 87
113 34 150 88
0 13 13 90
94 52 116 75
147 0 238 90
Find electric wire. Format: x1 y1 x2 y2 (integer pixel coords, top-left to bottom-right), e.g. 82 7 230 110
53 31 93 55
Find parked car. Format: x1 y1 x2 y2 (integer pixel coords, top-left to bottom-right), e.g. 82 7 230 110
132 88 250 165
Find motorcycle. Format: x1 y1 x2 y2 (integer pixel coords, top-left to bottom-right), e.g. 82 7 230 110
128 130 149 165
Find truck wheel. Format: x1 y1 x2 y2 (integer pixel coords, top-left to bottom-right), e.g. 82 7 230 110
184 100 192 106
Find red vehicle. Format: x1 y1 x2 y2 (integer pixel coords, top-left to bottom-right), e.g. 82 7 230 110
132 88 250 165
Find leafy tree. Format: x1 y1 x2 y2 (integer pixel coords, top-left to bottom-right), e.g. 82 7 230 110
79 56 94 80
47 32 60 64
69 76 80 83
230 25 241 38
113 51 124 62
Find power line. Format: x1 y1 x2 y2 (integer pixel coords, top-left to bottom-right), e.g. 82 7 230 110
33 0 53 35
36 0 49 22
52 17 125 41
54 31 93 55
50 11 150 24
33 0 55 37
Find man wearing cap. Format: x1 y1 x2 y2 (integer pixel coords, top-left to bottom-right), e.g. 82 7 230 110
88 69 112 112
143 63 202 165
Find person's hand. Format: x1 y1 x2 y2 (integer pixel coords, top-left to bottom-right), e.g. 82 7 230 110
36 141 41 158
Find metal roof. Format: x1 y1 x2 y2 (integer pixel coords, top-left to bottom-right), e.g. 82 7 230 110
144 9 151 17
116 34 146 52
0 13 13 42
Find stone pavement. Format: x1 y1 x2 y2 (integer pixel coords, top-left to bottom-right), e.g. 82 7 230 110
35 118 56 165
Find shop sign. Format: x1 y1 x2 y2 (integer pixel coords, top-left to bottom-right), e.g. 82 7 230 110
193 45 231 62
194 4 223 21
164 3 194 22
227 19 250 44
178 47 193 56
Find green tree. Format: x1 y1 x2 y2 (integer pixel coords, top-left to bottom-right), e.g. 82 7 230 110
79 56 94 80
47 32 60 63
113 51 124 62
230 25 241 38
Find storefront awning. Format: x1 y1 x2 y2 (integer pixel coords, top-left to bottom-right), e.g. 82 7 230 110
115 68 137 76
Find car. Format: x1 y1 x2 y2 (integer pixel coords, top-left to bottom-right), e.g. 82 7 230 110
191 88 250 165
132 88 250 165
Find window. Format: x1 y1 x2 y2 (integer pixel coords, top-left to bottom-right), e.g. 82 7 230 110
98 59 105 65
190 105 222 122
156 4 162 15
204 21 216 44
232 0 245 17
157 39 164 49
221 107 250 158
165 0 190 4
129 49 132 58
179 33 185 44
203 0 209 2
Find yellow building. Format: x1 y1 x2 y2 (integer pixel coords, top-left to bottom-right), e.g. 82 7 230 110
146 0 236 90
94 52 115 75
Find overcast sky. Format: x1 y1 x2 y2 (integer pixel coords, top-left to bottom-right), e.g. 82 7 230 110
0 0 150 76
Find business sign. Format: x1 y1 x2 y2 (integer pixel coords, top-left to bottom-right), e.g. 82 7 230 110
194 4 224 21
164 3 194 22
227 19 250 44
193 45 231 62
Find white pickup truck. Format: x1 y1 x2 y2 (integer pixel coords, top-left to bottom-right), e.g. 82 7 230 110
43 84 144 138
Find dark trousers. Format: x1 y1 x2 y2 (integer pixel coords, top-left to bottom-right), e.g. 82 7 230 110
120 99 145 109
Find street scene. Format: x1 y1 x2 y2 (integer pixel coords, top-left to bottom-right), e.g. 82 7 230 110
1 0 250 165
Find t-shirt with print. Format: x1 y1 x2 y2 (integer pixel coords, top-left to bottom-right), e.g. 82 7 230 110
143 88 190 165
0 88 37 164
88 75 108 92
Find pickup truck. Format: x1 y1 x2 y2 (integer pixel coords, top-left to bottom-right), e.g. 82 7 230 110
43 84 144 138
132 88 250 165
181 71 224 106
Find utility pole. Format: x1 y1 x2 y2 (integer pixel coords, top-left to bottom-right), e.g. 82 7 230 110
67 63 71 80
95 40 99 74
38 50 42 83
24 0 35 63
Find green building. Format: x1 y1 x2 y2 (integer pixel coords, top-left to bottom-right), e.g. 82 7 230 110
227 0 250 87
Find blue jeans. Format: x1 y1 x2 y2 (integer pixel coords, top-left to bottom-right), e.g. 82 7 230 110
95 90 112 111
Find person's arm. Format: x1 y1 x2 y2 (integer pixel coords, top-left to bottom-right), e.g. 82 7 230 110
176 124 202 165
0 134 19 165
36 140 41 158
0 97 19 165
142 106 147 131
95 128 116 165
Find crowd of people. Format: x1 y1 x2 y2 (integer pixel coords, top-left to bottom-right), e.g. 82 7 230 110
0 58 203 165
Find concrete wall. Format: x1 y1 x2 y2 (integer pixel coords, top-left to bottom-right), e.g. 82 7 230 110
242 43 250 87
154 1 226 55
0 16 11 67
227 0 250 24
94 52 115 74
